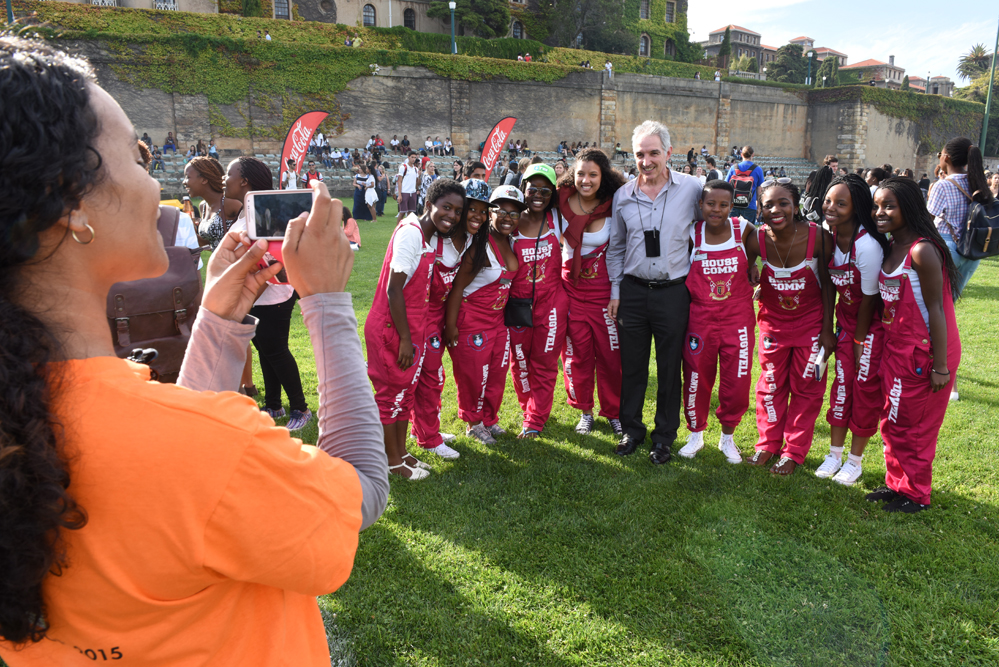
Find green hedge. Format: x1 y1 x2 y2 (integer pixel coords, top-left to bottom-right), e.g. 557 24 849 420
369 26 547 60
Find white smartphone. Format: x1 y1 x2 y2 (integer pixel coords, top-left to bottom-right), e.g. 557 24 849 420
812 346 828 381
244 189 315 240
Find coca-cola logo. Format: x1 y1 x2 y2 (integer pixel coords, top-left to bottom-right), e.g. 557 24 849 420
483 129 507 170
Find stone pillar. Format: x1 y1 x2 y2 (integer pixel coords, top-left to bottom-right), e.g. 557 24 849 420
836 102 869 172
599 73 617 154
713 83 731 157
450 79 471 158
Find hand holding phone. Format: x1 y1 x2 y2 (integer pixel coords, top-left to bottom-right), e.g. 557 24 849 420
281 182 353 298
244 190 315 284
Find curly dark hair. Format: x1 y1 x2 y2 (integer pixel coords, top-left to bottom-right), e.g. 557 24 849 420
556 147 626 204
0 36 93 645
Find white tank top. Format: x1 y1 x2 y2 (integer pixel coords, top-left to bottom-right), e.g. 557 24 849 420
883 262 930 331
463 241 503 296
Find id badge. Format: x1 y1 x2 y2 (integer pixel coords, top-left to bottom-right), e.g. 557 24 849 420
828 269 847 277
775 269 792 279
884 279 901 287
644 229 661 258
692 251 707 262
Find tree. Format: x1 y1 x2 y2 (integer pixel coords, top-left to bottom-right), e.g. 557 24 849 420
767 43 806 84
814 55 839 87
901 75 909 91
958 43 992 81
241 0 263 17
427 0 510 39
747 57 758 73
717 26 731 66
545 0 631 53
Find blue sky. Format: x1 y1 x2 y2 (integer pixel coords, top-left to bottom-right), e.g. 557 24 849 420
687 1 998 87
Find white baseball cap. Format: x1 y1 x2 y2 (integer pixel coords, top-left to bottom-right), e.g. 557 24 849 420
489 184 528 210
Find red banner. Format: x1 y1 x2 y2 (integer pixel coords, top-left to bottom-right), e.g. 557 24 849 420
479 116 517 181
279 111 329 189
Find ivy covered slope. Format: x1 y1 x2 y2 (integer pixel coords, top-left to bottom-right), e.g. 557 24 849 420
15 0 715 79
809 86 985 151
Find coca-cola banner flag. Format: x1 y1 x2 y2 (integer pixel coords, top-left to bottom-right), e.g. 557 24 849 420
279 111 329 189
479 116 517 180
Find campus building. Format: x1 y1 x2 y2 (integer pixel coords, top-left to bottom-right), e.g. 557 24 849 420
700 25 762 63
840 56 906 90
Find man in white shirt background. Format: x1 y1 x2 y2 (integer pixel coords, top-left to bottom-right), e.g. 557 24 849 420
397 151 421 219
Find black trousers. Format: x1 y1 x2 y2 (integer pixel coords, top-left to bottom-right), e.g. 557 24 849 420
617 277 690 445
250 292 307 412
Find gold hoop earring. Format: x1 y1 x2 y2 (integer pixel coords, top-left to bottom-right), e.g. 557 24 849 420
72 223 96 245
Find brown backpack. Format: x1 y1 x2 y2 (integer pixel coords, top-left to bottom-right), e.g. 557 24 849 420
106 206 203 383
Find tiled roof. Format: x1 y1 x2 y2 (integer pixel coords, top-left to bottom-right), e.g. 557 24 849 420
840 59 887 69
709 24 760 36
789 36 814 42
761 44 779 51
814 47 847 57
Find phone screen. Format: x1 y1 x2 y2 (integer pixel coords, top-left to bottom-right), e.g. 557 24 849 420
251 192 313 239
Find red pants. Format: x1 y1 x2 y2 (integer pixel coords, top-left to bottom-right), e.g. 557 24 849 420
562 301 621 419
410 310 449 448
879 347 955 506
682 313 754 432
508 292 569 431
826 326 884 437
450 322 509 427
365 323 425 425
755 328 826 464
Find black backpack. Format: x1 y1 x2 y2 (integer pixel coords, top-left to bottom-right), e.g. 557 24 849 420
952 181 999 260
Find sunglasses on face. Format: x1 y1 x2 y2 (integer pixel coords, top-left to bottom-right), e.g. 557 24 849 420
493 210 522 221
526 186 553 197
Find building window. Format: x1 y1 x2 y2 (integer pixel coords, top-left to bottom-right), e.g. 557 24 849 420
274 0 289 18
664 38 675 57
512 20 523 39
362 4 376 27
665 1 675 23
640 0 649 20
639 35 650 57
403 8 416 29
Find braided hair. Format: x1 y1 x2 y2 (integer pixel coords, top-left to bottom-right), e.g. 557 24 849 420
188 156 225 193
0 35 92 645
826 174 890 254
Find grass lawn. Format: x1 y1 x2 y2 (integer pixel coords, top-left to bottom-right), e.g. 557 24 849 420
258 199 998 666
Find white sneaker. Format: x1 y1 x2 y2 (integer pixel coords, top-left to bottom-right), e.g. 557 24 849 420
950 391 959 402
815 452 843 478
609 418 623 435
441 432 457 443
487 423 506 437
575 414 595 434
466 423 497 445
718 434 742 464
832 460 863 486
428 443 460 459
678 431 704 458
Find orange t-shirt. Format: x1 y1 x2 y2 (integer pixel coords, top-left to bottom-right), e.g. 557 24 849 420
0 358 362 667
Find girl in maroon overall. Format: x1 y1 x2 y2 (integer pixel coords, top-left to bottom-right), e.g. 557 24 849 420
678 181 759 463
556 148 626 436
366 179 466 480
446 185 523 444
814 174 890 485
869 178 961 513
410 180 492 457
748 180 837 475
508 165 568 438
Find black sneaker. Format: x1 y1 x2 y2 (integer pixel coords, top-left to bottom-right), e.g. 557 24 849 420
883 497 928 513
865 486 900 503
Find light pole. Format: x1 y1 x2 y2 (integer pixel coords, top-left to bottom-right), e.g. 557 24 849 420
981 15 998 154
806 50 814 86
449 1 457 55
822 75 827 88
927 70 931 94
6 0 13 26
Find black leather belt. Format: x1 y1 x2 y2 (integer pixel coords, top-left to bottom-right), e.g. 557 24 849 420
626 274 687 289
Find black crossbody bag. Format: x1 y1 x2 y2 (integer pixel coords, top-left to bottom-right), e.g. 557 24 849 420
504 224 542 327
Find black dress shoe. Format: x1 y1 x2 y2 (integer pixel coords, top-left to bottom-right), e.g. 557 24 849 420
615 434 641 456
649 442 672 465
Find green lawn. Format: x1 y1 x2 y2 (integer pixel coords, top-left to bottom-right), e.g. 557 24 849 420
261 200 998 666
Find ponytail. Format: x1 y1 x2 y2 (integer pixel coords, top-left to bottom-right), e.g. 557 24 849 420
944 136 994 205
0 36 95 644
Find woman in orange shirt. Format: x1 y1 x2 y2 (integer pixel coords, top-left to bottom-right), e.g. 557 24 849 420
0 38 387 666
